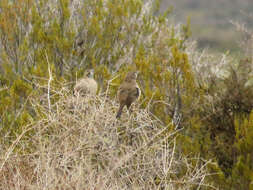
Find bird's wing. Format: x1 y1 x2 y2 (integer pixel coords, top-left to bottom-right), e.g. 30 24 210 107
117 84 129 101
136 86 140 97
129 86 140 99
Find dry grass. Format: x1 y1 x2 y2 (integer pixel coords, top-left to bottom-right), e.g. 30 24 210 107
0 87 216 190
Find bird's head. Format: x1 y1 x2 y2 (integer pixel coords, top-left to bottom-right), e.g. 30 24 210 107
85 69 94 78
125 71 139 81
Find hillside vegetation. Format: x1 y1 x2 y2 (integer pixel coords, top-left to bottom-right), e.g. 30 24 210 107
161 0 253 53
0 0 253 189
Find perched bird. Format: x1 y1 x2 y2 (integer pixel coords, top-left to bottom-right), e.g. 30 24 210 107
74 69 98 96
116 71 141 119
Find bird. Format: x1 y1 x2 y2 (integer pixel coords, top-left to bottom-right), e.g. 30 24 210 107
116 71 141 119
74 69 98 97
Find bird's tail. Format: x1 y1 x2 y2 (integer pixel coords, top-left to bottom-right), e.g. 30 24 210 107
116 104 124 119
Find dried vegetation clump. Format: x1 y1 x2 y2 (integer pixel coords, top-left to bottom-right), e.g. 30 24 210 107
0 88 215 190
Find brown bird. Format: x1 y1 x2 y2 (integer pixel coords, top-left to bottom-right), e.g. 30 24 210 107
116 71 141 119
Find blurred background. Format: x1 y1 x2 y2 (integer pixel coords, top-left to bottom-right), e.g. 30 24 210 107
160 0 253 54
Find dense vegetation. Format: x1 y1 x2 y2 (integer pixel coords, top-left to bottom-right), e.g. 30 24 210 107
0 0 252 189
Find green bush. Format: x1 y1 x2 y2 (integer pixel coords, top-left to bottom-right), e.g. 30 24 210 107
0 0 193 138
